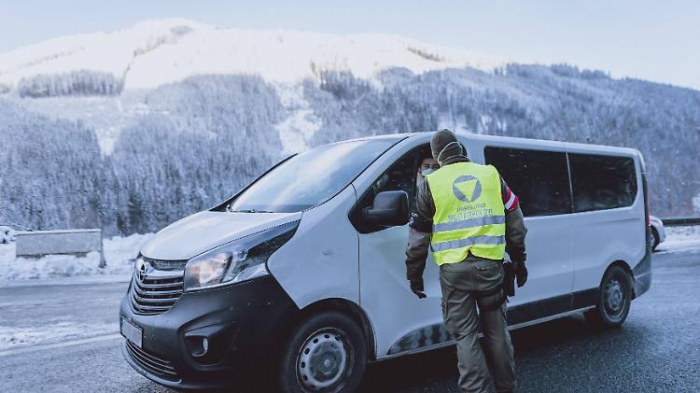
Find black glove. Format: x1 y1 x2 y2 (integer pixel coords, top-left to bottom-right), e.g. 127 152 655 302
410 278 427 299
513 260 528 287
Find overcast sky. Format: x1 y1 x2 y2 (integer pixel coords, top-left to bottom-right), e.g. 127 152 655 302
1 0 698 90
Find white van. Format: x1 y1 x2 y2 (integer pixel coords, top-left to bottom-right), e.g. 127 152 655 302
120 132 652 392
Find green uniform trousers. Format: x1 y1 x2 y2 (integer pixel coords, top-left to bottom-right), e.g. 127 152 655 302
440 257 515 393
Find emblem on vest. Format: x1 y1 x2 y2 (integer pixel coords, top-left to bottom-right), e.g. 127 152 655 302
452 175 482 203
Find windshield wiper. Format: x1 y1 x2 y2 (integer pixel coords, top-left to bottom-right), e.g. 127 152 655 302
229 208 274 213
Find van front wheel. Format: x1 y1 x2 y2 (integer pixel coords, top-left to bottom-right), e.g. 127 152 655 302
279 311 367 393
585 265 632 329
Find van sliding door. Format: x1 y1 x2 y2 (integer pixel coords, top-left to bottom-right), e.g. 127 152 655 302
484 146 575 323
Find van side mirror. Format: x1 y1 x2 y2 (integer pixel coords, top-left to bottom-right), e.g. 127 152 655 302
362 190 409 227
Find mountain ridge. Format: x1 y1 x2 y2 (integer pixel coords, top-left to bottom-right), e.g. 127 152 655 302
0 18 504 92
0 20 698 235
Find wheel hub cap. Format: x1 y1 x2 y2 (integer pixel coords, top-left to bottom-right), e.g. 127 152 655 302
605 278 624 313
297 329 350 391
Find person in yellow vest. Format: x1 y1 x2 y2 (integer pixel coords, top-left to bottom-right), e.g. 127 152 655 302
406 129 528 393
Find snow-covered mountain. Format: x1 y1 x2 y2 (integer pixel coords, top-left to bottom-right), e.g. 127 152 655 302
0 18 502 91
1 19 699 236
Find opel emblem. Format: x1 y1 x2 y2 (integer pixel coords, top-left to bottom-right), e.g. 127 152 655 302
135 258 149 282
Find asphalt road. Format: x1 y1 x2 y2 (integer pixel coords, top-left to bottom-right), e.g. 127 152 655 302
1 248 699 393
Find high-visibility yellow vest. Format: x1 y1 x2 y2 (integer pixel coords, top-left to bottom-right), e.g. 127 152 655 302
425 161 506 265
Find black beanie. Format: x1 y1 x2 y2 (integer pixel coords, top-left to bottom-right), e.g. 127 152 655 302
431 129 464 164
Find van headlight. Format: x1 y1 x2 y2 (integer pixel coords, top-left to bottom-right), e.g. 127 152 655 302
184 220 300 291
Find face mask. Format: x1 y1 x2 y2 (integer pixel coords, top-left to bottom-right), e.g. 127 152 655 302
421 168 434 177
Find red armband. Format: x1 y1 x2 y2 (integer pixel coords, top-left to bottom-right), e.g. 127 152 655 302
504 187 519 212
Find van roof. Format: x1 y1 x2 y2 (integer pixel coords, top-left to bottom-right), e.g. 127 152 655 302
357 131 641 157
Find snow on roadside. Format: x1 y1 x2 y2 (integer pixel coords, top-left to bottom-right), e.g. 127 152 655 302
656 225 700 254
0 322 116 351
0 225 696 285
0 233 153 285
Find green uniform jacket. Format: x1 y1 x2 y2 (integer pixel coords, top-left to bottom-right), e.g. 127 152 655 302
406 154 527 283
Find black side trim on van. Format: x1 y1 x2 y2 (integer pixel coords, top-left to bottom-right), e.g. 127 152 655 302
507 294 572 325
387 290 602 356
508 289 601 326
387 323 453 355
571 288 599 310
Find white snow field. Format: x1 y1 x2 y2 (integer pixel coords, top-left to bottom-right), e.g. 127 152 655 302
0 18 505 155
0 226 697 286
656 225 700 254
0 18 502 91
274 83 323 154
0 322 118 352
0 233 152 286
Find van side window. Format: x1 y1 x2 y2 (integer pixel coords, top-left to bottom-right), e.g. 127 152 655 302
484 147 572 217
351 148 423 233
569 153 637 212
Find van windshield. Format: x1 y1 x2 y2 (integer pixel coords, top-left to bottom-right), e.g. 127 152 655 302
228 138 401 213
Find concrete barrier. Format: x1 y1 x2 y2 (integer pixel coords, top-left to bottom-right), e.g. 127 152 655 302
15 229 105 267
661 217 700 227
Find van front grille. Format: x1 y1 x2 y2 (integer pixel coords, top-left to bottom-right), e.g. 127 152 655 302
147 258 188 271
130 273 184 315
125 340 180 381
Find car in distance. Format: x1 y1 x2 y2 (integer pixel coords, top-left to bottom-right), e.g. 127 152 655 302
649 215 666 251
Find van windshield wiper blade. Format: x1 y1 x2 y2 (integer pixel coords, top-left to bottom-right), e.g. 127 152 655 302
229 209 274 213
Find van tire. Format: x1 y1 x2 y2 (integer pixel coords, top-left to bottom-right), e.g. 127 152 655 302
278 311 367 393
585 265 632 329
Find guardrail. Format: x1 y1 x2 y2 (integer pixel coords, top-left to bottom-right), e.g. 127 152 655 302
660 217 700 227
15 229 106 267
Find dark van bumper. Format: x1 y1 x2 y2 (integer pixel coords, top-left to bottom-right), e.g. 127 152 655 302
119 275 298 390
632 241 652 298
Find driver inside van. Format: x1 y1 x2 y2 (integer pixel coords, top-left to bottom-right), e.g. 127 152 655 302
417 156 440 187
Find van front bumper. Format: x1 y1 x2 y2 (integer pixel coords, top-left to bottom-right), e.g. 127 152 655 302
119 275 298 390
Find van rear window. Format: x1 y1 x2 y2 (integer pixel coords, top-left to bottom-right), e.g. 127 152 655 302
484 147 572 217
569 153 637 212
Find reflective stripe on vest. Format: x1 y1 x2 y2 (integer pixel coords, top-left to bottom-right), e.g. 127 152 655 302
426 161 506 265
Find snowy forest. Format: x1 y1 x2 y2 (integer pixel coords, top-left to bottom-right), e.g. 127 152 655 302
1 64 699 236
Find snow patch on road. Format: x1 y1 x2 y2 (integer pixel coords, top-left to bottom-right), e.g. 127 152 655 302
0 322 116 351
656 225 700 254
0 233 153 285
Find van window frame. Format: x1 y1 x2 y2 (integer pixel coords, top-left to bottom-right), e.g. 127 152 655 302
350 144 431 234
484 145 574 217
484 144 640 217
568 152 639 213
